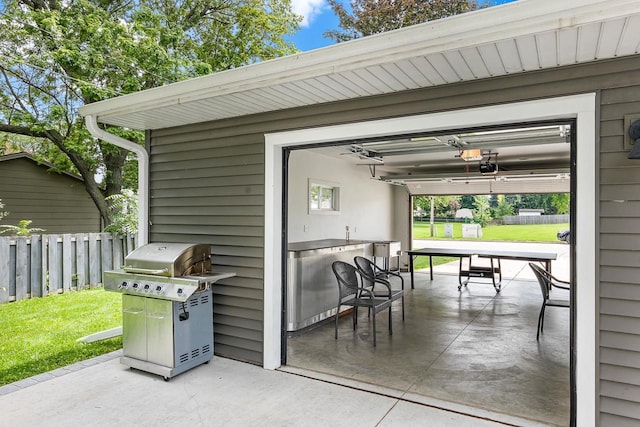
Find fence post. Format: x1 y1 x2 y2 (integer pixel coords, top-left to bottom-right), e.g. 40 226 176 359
15 237 28 301
30 235 43 297
41 236 48 296
0 237 9 303
75 233 87 290
47 235 61 293
88 234 100 286
100 233 113 284
113 234 124 270
62 234 72 292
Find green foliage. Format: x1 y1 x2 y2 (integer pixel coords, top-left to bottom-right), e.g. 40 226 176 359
103 189 138 235
414 196 461 217
325 0 476 42
472 195 492 227
0 0 301 227
504 194 554 213
0 289 122 385
0 199 8 222
0 219 45 236
551 193 570 214
460 195 475 209
492 195 514 219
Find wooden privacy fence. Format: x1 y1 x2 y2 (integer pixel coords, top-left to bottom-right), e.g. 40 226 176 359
502 214 569 225
0 233 137 304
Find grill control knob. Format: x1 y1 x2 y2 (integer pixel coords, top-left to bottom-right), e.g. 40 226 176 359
177 288 183 295
132 283 139 288
143 284 150 290
120 282 127 289
155 286 162 292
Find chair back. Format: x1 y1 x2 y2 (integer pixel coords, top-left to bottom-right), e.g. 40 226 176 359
354 256 376 288
529 263 551 300
332 261 360 300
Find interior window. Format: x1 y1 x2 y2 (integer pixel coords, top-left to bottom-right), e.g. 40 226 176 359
309 181 340 213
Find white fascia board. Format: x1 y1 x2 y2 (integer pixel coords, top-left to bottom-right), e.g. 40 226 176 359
79 0 639 127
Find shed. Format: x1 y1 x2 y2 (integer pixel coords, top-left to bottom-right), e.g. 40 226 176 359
79 0 640 425
518 208 545 216
454 208 474 219
0 153 101 233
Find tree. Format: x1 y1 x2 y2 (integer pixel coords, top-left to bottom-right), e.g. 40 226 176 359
0 0 300 228
472 195 492 227
492 194 514 219
460 195 475 210
413 195 460 217
325 0 476 42
551 193 570 214
103 189 138 236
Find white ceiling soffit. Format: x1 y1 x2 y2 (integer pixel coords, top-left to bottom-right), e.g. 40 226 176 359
79 0 640 131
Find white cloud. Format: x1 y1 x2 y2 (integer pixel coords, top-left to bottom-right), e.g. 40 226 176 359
291 0 327 27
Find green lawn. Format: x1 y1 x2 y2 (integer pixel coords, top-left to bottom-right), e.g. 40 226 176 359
411 222 568 270
413 221 569 242
0 289 122 386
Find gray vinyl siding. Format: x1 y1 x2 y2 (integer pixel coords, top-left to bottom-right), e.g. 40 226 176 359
147 131 265 364
0 157 100 233
149 55 640 422
599 84 640 425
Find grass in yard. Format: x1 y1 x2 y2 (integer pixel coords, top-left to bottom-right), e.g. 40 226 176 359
413 256 458 270
413 221 569 242
0 288 122 386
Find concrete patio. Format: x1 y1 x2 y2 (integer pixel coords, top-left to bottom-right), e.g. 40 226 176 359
1 351 521 427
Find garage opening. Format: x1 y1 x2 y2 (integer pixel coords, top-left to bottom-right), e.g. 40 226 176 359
264 94 596 426
281 120 575 425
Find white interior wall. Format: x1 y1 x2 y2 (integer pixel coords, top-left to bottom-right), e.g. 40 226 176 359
287 150 396 242
392 185 411 269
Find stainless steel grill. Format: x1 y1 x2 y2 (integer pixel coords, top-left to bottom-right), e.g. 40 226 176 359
104 243 234 381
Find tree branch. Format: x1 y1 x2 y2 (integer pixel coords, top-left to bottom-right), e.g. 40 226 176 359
0 123 52 139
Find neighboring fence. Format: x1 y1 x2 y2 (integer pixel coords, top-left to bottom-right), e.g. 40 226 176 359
0 233 137 304
502 214 569 225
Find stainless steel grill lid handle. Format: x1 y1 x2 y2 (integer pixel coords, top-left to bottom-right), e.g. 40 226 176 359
123 266 169 275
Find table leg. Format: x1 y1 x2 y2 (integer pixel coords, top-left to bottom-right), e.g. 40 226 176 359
410 255 415 289
490 257 502 293
457 256 469 291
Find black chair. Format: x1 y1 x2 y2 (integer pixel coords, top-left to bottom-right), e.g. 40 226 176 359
332 261 394 347
529 263 570 340
353 256 404 321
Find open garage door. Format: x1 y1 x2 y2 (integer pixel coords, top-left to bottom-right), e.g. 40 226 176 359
281 120 574 425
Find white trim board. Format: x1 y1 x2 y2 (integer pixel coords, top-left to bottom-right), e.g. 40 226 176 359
264 93 597 426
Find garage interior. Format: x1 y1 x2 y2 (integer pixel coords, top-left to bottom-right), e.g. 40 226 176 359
283 121 573 426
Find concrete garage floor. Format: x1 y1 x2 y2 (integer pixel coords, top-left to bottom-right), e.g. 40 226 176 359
285 242 571 427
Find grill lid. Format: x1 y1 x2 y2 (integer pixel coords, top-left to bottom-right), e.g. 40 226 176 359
123 243 211 277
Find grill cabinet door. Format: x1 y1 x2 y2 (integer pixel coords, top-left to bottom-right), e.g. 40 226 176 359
122 295 147 360
145 298 174 367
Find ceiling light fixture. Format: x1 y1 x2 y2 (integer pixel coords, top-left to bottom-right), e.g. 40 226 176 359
460 149 482 161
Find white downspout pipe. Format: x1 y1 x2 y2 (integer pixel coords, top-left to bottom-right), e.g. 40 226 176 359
84 115 149 246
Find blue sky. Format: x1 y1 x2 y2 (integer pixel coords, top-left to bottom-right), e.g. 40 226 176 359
287 0 516 52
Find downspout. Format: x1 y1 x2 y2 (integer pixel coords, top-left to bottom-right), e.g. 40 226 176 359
84 115 149 246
